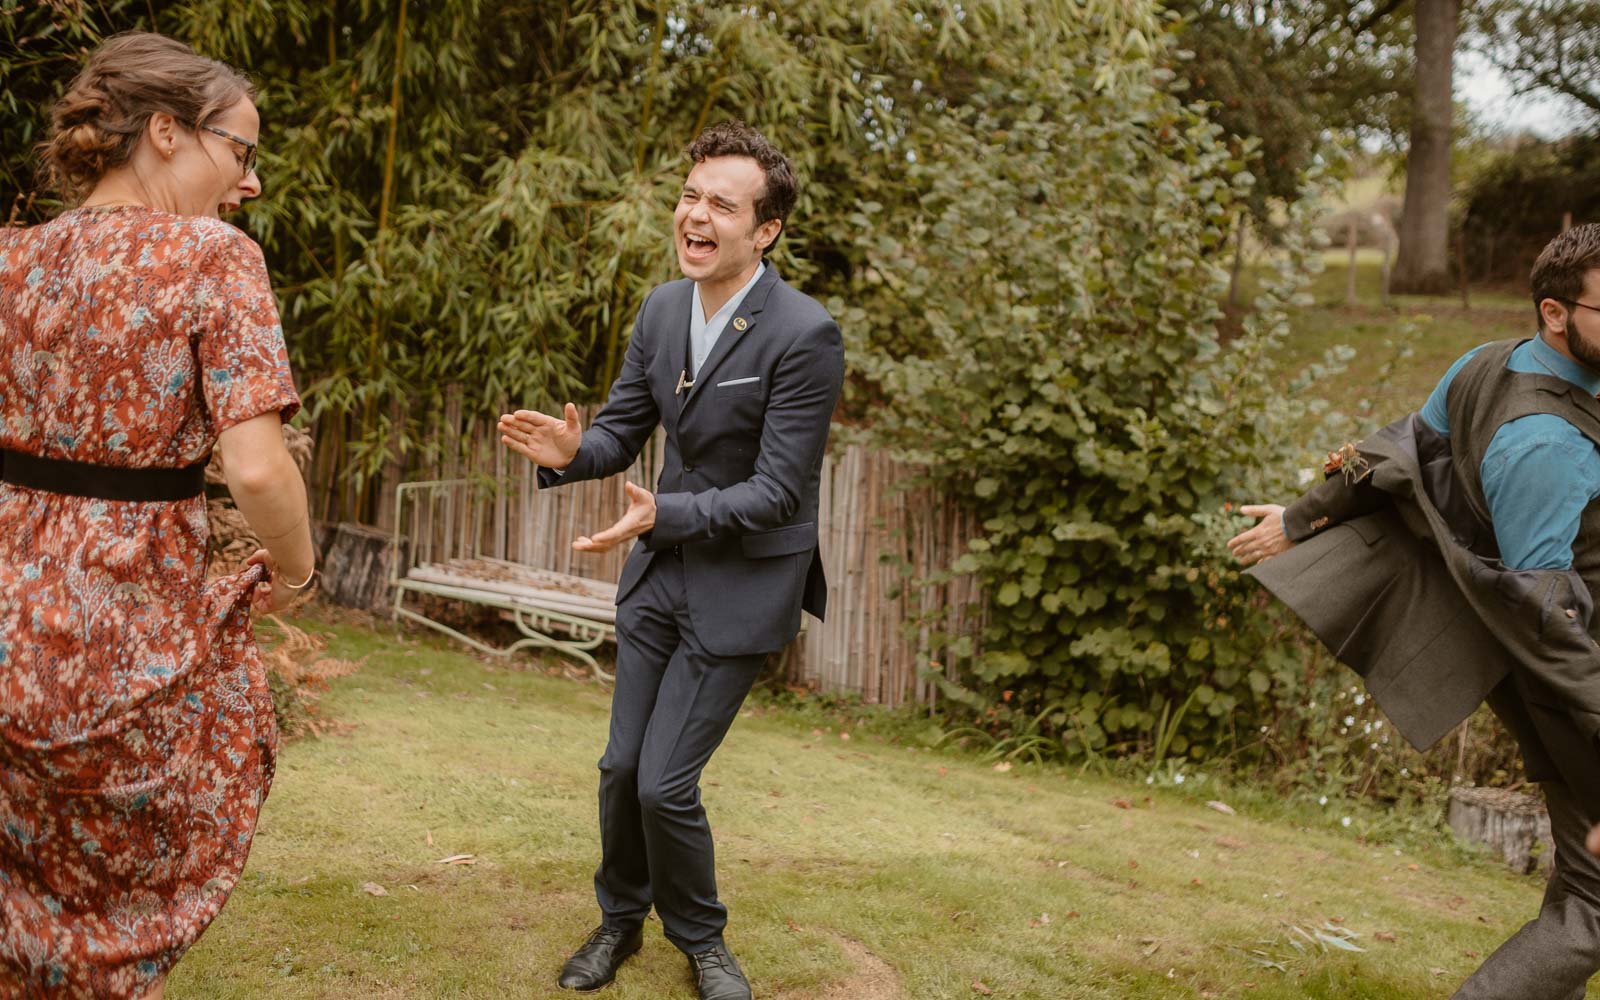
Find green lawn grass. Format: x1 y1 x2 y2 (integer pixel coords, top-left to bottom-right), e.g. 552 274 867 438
166 612 1557 999
1266 251 1533 436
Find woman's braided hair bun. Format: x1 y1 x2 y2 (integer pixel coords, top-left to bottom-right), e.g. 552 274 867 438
39 32 254 198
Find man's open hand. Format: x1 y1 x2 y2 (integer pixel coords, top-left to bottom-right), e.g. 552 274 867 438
573 482 657 553
498 402 582 470
1227 504 1294 567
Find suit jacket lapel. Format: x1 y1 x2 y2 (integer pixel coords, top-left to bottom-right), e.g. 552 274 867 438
684 265 782 411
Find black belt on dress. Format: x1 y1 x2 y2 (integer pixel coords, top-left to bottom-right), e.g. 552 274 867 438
0 449 207 502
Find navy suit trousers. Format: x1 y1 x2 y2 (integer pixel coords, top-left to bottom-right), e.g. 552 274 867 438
594 553 764 952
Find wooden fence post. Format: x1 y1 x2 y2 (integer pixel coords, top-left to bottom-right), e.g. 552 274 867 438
1345 217 1359 307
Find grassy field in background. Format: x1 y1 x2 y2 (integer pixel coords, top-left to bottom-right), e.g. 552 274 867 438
1245 250 1533 449
165 612 1553 1000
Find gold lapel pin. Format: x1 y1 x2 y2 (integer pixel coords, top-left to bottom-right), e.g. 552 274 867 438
733 316 748 332
676 369 694 395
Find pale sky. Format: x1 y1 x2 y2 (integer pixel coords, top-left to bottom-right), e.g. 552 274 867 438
1456 48 1588 139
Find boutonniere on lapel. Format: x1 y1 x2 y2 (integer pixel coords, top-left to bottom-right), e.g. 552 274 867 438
1323 441 1371 484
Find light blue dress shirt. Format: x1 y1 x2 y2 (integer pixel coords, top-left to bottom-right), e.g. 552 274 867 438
1419 336 1600 570
689 262 765 377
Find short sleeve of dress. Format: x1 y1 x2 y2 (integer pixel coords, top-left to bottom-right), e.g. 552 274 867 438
195 227 301 432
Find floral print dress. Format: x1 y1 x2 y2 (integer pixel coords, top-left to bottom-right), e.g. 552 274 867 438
0 206 299 997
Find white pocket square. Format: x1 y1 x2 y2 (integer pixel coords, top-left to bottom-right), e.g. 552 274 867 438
717 376 760 387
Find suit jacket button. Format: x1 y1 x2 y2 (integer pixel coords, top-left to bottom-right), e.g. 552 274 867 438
683 465 694 473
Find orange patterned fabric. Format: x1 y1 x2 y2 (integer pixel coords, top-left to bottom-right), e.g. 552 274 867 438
0 206 299 997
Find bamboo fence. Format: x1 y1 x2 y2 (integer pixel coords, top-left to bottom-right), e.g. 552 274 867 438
361 400 983 708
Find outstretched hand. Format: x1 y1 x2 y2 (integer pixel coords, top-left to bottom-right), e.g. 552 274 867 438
498 402 582 470
573 482 657 553
1226 504 1293 567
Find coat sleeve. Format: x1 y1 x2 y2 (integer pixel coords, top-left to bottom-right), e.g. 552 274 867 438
1283 459 1392 543
538 291 660 488
646 317 844 547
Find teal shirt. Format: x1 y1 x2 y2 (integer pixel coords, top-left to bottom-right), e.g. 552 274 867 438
1420 336 1600 570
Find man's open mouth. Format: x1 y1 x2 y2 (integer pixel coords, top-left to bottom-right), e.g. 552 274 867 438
684 232 717 258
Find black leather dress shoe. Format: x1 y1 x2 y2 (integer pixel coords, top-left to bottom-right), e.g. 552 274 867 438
557 925 643 991
689 943 752 1000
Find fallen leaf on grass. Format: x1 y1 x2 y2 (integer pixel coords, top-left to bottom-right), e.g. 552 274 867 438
972 981 993 996
1375 932 1396 943
785 918 803 933
1111 798 1132 809
426 831 434 847
1206 800 1236 816
1141 937 1161 956
434 854 477 866
1215 836 1246 850
361 882 388 897
993 761 1012 772
1029 913 1051 928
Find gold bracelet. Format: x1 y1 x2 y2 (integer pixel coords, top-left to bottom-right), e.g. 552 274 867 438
281 566 317 590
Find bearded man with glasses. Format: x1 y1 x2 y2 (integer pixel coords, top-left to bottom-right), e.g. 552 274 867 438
1229 224 1600 999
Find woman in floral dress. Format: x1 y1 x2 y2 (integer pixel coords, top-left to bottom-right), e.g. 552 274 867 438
0 33 315 999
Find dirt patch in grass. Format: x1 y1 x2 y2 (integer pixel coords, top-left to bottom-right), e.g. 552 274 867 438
773 931 905 1000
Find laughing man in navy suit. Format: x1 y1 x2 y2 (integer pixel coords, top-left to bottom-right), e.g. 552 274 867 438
499 121 844 1000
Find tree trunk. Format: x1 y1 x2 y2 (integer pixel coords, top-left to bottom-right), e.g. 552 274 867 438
321 522 398 613
1391 0 1459 295
1447 786 1553 874
1227 211 1246 311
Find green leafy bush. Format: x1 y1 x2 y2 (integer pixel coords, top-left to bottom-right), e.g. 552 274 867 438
837 24 1334 760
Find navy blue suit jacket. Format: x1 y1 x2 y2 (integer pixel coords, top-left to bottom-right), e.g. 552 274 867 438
539 266 845 656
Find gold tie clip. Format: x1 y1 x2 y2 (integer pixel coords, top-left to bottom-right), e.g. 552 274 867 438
676 369 694 395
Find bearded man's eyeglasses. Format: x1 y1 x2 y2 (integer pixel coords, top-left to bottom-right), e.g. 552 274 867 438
197 124 258 175
1555 297 1600 316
